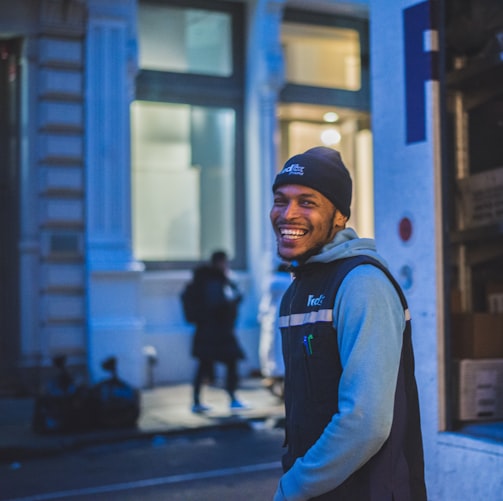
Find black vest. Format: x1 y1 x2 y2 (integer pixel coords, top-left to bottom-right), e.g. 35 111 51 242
279 256 426 501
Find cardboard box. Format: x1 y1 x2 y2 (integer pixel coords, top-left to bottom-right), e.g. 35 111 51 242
457 166 503 228
488 294 503 314
453 358 503 421
450 288 463 313
451 313 503 359
487 282 503 314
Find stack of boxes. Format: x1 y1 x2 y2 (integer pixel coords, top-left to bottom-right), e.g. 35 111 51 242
451 287 503 421
452 166 503 421
457 166 503 229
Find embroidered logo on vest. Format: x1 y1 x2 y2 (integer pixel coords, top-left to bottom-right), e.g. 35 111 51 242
307 294 325 307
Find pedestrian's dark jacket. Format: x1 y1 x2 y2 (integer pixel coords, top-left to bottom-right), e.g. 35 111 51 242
191 265 244 363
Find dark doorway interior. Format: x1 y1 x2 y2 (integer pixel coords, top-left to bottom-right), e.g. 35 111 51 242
0 39 21 391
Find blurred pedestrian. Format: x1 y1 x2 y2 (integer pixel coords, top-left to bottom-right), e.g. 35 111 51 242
186 250 247 413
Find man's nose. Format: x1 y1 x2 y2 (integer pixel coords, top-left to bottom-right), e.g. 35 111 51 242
282 201 300 219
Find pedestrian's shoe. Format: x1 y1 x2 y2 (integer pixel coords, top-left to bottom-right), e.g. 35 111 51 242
191 403 211 414
230 399 250 410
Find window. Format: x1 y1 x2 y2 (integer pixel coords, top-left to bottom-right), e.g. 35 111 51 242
133 1 244 268
280 9 369 112
444 3 503 436
138 4 232 76
282 22 361 91
131 102 235 261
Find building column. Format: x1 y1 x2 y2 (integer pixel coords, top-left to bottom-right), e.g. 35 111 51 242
85 0 145 386
246 0 286 304
370 0 441 494
85 0 140 272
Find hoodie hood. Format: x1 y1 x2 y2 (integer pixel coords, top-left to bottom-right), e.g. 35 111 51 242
304 227 389 268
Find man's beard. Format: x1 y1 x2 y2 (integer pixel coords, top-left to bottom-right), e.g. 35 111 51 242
276 241 325 265
275 213 338 264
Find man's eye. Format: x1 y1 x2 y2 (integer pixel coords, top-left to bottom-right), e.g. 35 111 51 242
300 200 315 207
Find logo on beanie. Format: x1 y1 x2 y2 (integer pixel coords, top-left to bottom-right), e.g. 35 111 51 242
280 163 304 176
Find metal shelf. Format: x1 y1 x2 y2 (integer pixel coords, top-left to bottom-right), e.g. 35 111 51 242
450 222 503 244
447 50 503 110
447 51 503 91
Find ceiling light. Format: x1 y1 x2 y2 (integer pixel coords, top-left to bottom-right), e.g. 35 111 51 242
320 128 341 146
323 112 339 123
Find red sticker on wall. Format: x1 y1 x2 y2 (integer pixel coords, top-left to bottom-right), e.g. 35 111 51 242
399 217 413 242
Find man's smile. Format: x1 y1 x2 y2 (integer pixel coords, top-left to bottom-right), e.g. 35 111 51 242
279 227 308 240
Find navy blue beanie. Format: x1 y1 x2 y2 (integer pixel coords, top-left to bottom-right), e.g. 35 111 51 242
272 146 352 217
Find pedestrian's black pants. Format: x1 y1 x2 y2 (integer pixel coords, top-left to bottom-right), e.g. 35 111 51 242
193 359 238 404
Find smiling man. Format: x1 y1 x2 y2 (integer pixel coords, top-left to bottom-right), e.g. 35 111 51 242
270 147 426 501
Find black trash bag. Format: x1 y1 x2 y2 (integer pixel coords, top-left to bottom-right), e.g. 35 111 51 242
88 357 140 429
32 355 93 434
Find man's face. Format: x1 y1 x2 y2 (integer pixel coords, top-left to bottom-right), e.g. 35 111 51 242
213 257 228 273
270 184 346 263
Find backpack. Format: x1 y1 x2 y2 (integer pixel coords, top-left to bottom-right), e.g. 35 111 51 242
88 356 140 429
89 377 140 429
181 280 202 324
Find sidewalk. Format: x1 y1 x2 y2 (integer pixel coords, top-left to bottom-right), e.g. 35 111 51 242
0 378 285 464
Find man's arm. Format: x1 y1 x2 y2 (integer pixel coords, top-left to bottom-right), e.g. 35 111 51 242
274 265 405 500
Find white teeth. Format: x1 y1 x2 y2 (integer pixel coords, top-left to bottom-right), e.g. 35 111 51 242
280 229 306 238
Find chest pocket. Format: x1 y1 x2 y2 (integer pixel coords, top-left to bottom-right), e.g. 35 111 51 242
301 327 340 403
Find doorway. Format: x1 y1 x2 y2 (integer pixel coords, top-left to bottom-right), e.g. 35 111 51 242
278 102 374 238
0 39 21 389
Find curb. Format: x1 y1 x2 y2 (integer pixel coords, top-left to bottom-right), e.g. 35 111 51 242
0 413 284 464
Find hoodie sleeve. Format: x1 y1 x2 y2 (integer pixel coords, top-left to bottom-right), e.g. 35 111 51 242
274 264 405 501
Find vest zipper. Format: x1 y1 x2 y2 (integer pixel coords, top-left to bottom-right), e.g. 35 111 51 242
287 276 299 371
284 276 299 448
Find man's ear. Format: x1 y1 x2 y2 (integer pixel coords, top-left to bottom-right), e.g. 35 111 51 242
334 210 348 228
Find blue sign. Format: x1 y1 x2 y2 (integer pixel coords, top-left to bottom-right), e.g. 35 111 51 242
403 1 439 144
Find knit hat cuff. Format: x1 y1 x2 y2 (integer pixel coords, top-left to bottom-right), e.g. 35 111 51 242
272 147 352 217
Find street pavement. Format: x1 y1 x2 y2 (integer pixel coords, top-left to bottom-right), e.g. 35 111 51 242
0 377 285 464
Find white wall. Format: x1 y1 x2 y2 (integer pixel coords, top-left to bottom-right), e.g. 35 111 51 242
371 0 503 499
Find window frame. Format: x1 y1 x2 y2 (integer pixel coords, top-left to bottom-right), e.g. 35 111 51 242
280 8 370 112
134 0 246 270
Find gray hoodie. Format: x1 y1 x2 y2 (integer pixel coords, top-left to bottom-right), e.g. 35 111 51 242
275 228 406 501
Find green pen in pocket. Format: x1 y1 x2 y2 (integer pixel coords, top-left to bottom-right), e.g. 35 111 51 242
303 334 314 355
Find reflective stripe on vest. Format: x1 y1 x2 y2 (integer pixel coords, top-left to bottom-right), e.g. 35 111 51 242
278 308 333 328
279 307 410 327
